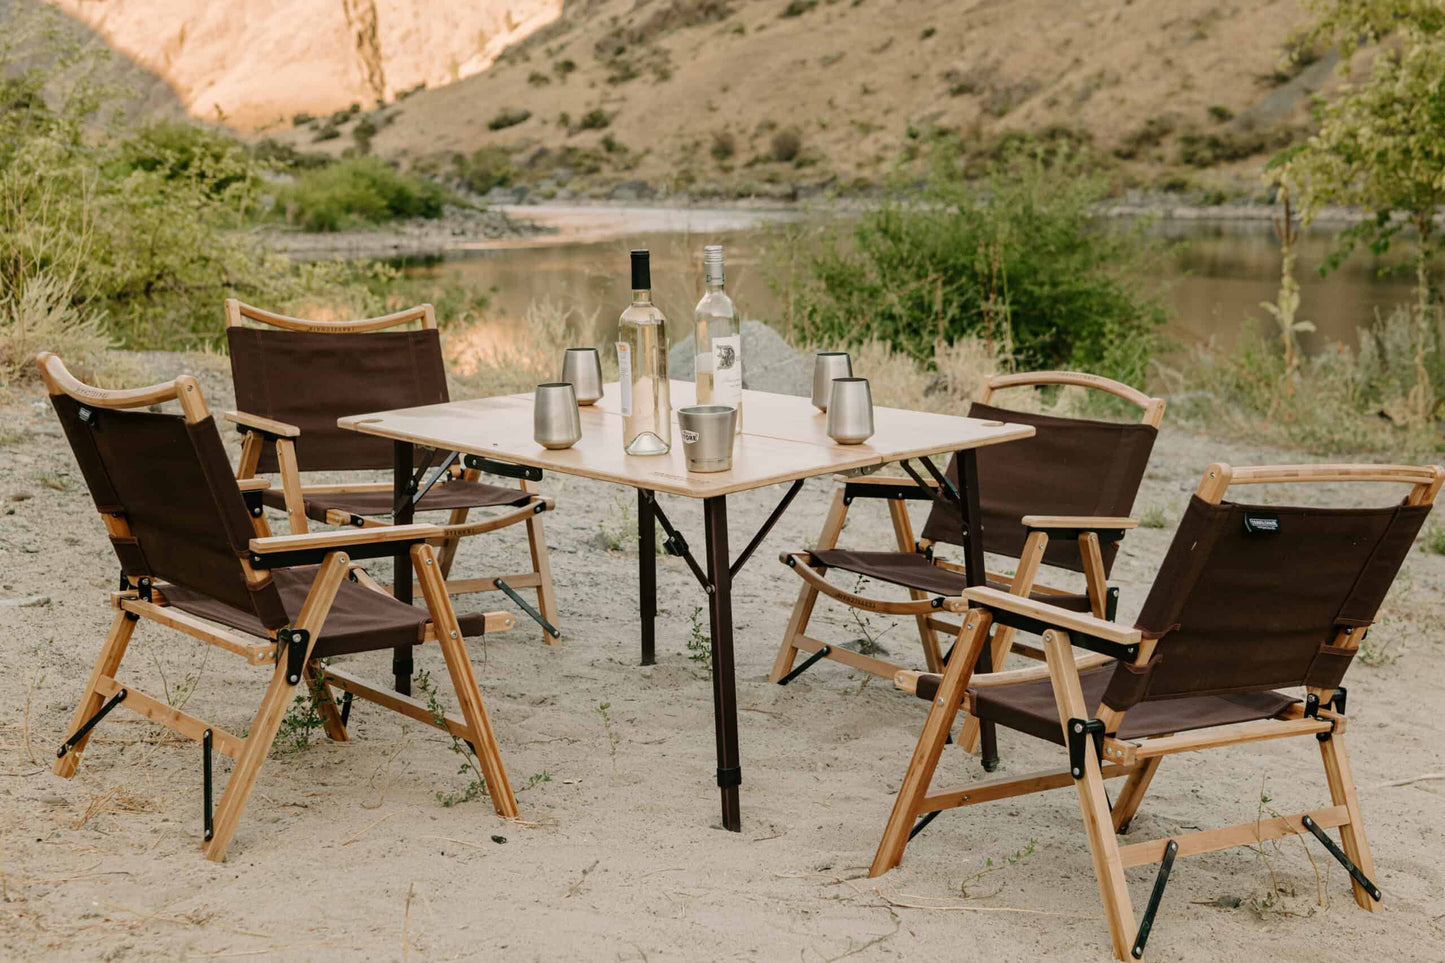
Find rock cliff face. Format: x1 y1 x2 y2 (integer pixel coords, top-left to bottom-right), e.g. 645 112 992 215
46 0 562 127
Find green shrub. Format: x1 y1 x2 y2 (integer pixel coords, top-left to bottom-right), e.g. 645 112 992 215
113 120 258 197
710 130 736 162
769 155 1168 386
312 122 341 142
271 157 452 231
453 146 514 194
771 129 802 162
292 111 313 127
780 0 818 16
351 115 378 153
488 107 532 130
528 71 552 86
1422 524 1445 555
251 138 333 171
577 108 610 131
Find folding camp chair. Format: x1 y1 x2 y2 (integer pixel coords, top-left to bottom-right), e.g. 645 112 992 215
771 371 1164 765
223 298 560 641
40 353 520 861
870 461 1442 960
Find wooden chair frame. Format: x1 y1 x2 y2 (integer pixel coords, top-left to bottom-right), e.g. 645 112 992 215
41 355 521 861
224 299 560 640
869 461 1443 960
771 371 1164 755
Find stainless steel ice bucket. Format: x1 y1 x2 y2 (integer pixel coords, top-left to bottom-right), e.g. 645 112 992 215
677 404 738 472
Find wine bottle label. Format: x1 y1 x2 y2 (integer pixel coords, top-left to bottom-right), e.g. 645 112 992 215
616 342 633 417
712 335 742 405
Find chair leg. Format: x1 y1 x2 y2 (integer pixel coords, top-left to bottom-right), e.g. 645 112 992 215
887 498 942 673
303 660 349 743
770 488 849 683
521 480 561 644
413 542 519 819
54 610 137 779
869 611 993 877
1043 628 1135 961
959 531 1050 753
204 554 347 861
1318 731 1380 911
1111 757 1161 833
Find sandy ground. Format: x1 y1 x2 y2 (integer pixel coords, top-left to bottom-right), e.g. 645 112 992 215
1 352 1443 962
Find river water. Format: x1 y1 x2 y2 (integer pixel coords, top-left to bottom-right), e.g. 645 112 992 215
404 204 1429 367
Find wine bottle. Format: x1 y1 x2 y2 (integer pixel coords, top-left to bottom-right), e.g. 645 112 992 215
617 249 672 455
693 244 743 432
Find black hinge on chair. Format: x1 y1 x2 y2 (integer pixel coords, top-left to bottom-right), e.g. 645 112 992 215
202 728 214 841
57 688 127 758
1066 717 1106 778
339 691 354 727
1105 586 1120 621
1300 814 1382 901
493 578 561 638
135 577 152 603
278 628 310 685
241 488 265 518
1132 838 1178 958
1304 688 1347 741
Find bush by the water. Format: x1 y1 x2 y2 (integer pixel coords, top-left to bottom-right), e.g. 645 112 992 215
271 157 453 232
769 156 1168 388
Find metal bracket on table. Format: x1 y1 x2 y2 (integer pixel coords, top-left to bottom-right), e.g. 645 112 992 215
463 454 544 482
493 577 561 638
641 492 712 594
729 479 804 579
412 450 459 506
899 460 961 514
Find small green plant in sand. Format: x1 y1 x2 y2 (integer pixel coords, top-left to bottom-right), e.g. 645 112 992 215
1139 506 1168 529
686 606 712 673
846 575 895 657
417 668 491 806
1421 524 1445 556
276 676 328 754
596 494 669 554
959 839 1037 898
1246 781 1325 918
596 701 620 767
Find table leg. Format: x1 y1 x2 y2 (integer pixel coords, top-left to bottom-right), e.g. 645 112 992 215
702 495 742 831
393 440 415 695
638 488 656 666
956 449 998 770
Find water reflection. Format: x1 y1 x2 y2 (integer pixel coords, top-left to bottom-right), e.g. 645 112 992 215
412 206 1433 367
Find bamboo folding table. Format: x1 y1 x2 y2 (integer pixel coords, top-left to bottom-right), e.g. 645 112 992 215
339 381 1033 830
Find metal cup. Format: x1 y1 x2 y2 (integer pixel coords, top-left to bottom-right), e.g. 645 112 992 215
826 377 874 445
811 352 852 410
533 383 582 449
677 405 738 472
561 347 604 405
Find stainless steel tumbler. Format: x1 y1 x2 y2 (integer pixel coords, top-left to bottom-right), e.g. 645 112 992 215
677 404 738 472
561 347 604 405
533 382 583 449
826 377 874 445
811 352 853 410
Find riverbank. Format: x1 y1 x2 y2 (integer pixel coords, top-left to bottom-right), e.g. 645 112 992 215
1 348 1442 961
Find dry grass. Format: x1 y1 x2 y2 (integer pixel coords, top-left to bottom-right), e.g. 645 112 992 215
0 274 133 388
445 298 609 399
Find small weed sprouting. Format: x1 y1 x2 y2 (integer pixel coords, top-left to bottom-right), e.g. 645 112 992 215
37 475 69 491
276 672 327 754
1421 523 1445 555
1358 614 1400 668
1139 506 1168 529
597 495 668 554
847 575 895 656
686 606 712 673
518 770 553 793
958 839 1037 898
596 701 620 768
1247 780 1324 918
416 669 490 807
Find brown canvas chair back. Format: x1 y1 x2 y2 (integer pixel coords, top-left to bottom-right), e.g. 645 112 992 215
225 301 447 473
919 401 1158 574
1130 487 1430 703
42 356 289 630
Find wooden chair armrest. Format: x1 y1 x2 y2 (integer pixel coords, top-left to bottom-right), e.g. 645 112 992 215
963 586 1142 646
249 523 445 556
225 409 300 438
1021 515 1138 530
236 478 272 492
894 651 1114 697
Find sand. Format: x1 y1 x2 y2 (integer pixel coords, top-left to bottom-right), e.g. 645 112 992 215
1 352 1443 962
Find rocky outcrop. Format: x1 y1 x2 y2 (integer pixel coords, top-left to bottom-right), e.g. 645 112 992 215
45 0 563 127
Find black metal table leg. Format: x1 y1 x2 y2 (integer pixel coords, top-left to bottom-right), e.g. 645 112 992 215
956 450 998 770
703 495 742 831
639 488 657 666
393 440 415 694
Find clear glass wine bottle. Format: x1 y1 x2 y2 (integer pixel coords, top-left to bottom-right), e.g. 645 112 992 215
693 244 742 432
616 249 672 455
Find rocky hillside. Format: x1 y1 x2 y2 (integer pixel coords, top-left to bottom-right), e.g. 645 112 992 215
45 0 563 127
263 0 1339 199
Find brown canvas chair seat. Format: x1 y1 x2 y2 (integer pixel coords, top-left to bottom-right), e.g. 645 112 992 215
163 568 494 658
260 477 533 526
41 354 522 862
808 548 1093 612
966 667 1298 745
870 460 1443 960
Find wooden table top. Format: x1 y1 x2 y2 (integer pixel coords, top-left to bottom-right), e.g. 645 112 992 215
339 381 1034 499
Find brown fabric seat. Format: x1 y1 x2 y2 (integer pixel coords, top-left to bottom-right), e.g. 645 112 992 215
966 666 1299 745
809 548 1093 612
260 478 532 526
164 568 490 658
